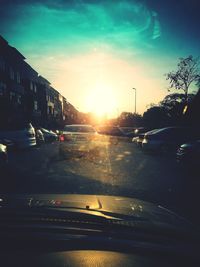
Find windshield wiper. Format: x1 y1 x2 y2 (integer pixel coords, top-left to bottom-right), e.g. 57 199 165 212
0 205 198 240
0 205 143 222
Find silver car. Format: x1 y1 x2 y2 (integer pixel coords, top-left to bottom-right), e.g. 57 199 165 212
0 123 36 149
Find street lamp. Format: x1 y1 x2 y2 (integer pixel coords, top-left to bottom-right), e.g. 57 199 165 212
131 88 137 114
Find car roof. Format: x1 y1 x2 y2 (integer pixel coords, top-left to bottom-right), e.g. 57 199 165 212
146 126 190 135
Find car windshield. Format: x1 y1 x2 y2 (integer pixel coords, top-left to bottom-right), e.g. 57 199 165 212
0 0 200 246
64 125 95 133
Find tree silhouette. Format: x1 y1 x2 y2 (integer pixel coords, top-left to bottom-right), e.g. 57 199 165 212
143 106 170 129
118 112 143 127
142 93 195 128
166 55 200 102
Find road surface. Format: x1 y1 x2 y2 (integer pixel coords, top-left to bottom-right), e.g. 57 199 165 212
0 139 199 225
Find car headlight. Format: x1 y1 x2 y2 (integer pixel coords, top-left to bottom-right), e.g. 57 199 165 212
0 144 7 153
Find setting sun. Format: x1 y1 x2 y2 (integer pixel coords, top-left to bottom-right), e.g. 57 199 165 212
86 85 117 117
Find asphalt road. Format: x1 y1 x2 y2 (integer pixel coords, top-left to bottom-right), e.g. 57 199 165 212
1 139 200 225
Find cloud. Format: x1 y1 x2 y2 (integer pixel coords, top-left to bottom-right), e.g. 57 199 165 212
0 0 161 56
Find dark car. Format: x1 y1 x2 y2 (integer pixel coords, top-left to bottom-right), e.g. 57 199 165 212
134 127 152 136
142 127 200 152
176 140 200 167
97 125 130 144
97 126 126 137
132 129 158 147
120 127 136 138
35 129 45 146
40 128 58 143
134 133 145 147
125 131 136 138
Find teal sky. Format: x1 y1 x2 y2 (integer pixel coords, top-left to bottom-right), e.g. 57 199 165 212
1 0 199 117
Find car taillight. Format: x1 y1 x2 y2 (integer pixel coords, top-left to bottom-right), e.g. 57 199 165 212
59 135 65 142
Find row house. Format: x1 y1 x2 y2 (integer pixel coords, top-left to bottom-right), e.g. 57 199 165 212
0 35 78 129
0 35 26 126
0 35 40 126
45 86 62 129
37 76 64 129
22 62 39 124
63 97 79 124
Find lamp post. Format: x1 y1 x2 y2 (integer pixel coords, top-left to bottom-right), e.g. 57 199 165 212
131 88 137 114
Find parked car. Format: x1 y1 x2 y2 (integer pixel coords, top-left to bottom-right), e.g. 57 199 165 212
97 125 131 144
120 127 136 138
134 133 145 147
0 122 36 149
49 130 59 140
142 127 200 152
35 129 45 146
125 131 136 138
134 127 152 136
0 143 8 168
132 129 158 147
40 128 58 143
132 136 139 144
59 124 98 156
60 124 97 143
97 126 126 137
176 140 200 167
0 139 15 151
51 129 61 135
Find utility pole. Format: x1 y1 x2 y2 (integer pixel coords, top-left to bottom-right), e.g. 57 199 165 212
132 88 137 114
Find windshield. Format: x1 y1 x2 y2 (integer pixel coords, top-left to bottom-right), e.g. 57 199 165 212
0 0 200 239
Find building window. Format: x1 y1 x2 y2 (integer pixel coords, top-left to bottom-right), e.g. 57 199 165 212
34 84 37 93
46 95 52 102
34 101 38 111
30 81 33 90
9 68 14 80
10 91 15 100
16 72 20 84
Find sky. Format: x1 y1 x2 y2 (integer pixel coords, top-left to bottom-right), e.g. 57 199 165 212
0 0 200 117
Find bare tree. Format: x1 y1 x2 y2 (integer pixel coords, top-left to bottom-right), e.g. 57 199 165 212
166 55 200 102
